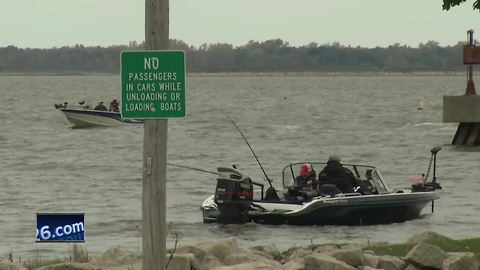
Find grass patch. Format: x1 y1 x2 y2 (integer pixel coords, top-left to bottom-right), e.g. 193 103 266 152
22 258 67 270
29 263 94 270
15 244 90 270
365 243 414 257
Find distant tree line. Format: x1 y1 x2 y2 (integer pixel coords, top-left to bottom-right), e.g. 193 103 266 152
0 39 467 73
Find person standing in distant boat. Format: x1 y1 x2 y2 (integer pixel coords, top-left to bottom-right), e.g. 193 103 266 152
110 99 119 112
94 101 107 111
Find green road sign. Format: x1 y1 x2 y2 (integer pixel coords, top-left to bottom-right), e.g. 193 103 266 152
121 50 185 119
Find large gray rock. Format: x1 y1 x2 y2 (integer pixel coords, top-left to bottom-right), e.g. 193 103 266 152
223 251 282 269
283 244 340 263
363 253 379 268
170 254 193 270
304 254 356 270
223 253 253 265
406 231 453 245
251 243 281 260
404 242 446 269
377 255 404 270
281 258 304 270
171 238 240 266
166 253 206 270
314 244 350 253
174 238 284 269
282 246 315 262
212 261 277 270
202 256 223 270
191 238 239 262
173 245 208 261
326 247 364 267
173 245 224 269
403 264 421 270
93 247 141 267
442 252 480 270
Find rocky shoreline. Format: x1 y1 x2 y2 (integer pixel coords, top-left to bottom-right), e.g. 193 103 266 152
1 231 479 270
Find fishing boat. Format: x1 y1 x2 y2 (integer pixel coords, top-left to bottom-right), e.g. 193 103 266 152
55 102 143 128
201 147 442 226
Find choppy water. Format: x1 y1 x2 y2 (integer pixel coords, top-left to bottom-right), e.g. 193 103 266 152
1 73 479 259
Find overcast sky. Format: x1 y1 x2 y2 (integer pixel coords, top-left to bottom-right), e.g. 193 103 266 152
1 0 480 48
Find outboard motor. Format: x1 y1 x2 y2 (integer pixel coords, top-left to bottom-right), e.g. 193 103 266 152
214 167 253 224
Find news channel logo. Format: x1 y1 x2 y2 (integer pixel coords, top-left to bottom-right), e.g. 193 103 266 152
36 213 84 242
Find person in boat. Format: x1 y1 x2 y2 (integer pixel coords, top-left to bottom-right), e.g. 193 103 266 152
94 101 108 111
285 163 318 200
318 155 359 194
110 99 119 112
295 163 317 187
54 102 68 109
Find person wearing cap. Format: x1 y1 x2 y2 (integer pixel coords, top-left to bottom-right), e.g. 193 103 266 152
295 163 317 186
94 101 107 111
285 163 317 200
110 99 119 112
318 155 358 193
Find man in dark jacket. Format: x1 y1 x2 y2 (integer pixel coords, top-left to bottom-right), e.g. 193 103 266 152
318 155 358 193
94 101 107 111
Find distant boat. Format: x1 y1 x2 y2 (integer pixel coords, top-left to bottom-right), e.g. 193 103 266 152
55 103 143 128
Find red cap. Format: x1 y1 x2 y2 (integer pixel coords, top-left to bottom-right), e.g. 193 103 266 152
300 164 311 178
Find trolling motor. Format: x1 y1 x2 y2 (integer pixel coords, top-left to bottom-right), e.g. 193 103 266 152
429 146 442 190
412 146 442 192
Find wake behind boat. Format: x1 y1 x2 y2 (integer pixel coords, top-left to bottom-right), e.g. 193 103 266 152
55 101 143 128
201 147 442 226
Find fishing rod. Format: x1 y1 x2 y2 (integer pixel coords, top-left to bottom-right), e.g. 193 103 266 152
221 111 275 190
166 162 219 176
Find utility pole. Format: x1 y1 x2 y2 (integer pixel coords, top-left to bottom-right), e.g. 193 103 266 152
143 0 169 269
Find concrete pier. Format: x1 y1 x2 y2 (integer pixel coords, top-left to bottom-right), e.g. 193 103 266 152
443 95 480 145
443 96 480 123
442 30 480 145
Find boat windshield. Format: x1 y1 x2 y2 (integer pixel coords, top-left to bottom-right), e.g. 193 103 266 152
282 162 388 193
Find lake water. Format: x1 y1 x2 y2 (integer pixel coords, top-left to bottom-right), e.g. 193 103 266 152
1 73 479 259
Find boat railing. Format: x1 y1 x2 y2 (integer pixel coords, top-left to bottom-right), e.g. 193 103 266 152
282 162 389 195
282 162 376 186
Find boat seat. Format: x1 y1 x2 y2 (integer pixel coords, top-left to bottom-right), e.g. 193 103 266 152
317 184 341 197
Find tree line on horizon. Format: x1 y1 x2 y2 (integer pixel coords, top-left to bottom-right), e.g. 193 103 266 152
0 39 468 73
